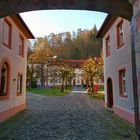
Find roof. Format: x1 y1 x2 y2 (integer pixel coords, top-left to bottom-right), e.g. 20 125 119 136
96 15 117 38
48 60 86 68
10 14 34 39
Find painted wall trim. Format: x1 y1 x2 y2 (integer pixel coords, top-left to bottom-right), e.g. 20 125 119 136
113 105 135 124
0 103 26 122
104 102 108 108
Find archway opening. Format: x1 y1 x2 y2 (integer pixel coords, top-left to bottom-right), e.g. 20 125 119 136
0 0 140 138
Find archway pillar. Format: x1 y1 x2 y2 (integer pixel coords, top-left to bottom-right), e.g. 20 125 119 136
129 0 140 138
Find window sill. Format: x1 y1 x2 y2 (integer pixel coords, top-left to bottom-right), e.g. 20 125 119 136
106 54 111 58
117 43 125 49
18 54 24 58
106 55 111 60
119 94 128 98
0 96 9 101
3 42 11 49
17 93 22 96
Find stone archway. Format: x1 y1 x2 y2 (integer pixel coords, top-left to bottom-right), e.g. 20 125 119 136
0 0 132 20
0 0 140 138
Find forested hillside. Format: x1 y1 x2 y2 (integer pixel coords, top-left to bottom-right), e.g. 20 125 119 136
28 25 102 60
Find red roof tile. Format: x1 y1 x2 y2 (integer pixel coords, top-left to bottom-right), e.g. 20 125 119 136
48 60 86 68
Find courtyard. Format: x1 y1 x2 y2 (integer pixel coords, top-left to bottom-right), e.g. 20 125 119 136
0 87 135 140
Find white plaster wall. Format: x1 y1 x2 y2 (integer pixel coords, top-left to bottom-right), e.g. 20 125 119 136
48 78 62 86
75 68 82 85
47 67 85 86
103 17 134 113
0 17 28 112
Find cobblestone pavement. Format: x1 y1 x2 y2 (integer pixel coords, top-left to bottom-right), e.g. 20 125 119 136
0 86 135 140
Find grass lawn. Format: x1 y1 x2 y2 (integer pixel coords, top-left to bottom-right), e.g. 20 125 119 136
85 85 104 100
89 91 104 100
27 87 71 96
98 85 104 91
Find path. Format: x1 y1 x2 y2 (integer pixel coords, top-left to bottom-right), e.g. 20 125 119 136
0 86 135 140
70 85 87 94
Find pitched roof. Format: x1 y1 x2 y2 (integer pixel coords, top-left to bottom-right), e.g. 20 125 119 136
10 14 34 39
96 15 117 38
48 60 86 68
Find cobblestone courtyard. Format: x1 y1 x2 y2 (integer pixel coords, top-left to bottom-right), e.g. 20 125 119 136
0 87 135 140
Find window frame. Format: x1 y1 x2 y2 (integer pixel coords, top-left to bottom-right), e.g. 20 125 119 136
0 59 10 100
105 35 111 57
2 18 12 49
116 20 124 49
17 73 23 96
19 35 24 57
119 68 127 98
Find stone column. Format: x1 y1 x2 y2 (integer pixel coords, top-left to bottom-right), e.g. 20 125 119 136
129 0 140 138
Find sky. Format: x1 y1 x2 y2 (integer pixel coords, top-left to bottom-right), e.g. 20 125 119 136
20 10 107 37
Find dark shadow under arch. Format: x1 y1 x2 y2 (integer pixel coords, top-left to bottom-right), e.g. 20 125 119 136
0 0 132 20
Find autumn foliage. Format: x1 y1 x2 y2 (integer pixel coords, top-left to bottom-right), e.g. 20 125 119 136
82 57 103 93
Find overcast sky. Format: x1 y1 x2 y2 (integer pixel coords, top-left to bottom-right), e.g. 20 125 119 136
20 10 107 37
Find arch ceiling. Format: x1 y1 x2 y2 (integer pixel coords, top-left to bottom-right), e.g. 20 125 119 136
0 0 132 20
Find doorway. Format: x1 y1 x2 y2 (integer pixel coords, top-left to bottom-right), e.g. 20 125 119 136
107 78 113 108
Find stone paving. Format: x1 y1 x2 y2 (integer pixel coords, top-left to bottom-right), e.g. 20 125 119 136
0 86 135 140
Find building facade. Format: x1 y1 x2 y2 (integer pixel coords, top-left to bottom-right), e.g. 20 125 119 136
47 60 86 87
97 15 135 124
0 15 34 122
32 60 104 87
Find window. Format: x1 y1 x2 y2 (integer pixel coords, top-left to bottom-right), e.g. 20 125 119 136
117 20 124 48
0 62 9 97
19 35 24 57
106 36 111 57
50 79 53 83
77 79 80 84
17 74 23 95
119 69 127 97
3 19 12 48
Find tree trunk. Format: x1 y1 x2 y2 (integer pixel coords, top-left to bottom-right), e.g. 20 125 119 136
86 80 89 89
90 78 94 94
61 79 64 92
30 65 34 88
69 80 72 88
29 77 32 88
66 79 68 88
41 64 44 87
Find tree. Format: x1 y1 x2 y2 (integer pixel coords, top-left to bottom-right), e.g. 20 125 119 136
27 26 103 87
27 41 33 60
57 64 73 92
27 64 36 88
28 49 51 87
82 57 103 93
97 56 104 81
67 68 75 87
48 66 58 86
28 37 52 87
44 25 102 60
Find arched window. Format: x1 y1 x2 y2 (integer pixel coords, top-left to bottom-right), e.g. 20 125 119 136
0 62 9 97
